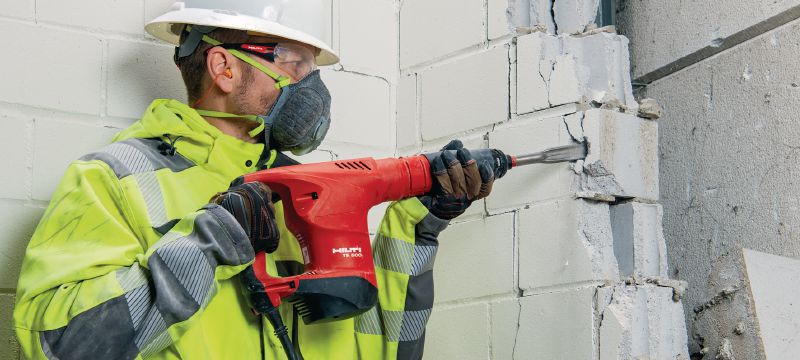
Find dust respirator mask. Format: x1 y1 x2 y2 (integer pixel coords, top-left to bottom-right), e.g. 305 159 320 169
177 26 332 156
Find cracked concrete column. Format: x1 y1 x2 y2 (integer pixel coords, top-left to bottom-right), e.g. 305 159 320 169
403 0 690 358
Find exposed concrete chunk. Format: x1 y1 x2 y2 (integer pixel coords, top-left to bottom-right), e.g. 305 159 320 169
610 202 669 278
638 98 663 120
553 0 600 34
518 198 618 290
581 109 660 201
598 285 690 360
694 248 800 359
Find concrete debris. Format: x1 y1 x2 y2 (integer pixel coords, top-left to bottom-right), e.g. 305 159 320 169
638 98 663 119
716 338 735 360
624 277 688 302
553 0 600 34
579 161 626 195
575 191 616 202
693 248 800 359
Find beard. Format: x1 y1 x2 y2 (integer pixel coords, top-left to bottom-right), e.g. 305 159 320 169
234 65 276 116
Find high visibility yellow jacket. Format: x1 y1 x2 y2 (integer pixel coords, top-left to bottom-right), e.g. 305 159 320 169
13 99 448 360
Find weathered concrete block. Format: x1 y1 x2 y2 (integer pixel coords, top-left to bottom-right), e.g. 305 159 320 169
598 285 690 360
0 293 20 360
516 32 559 114
1 20 102 115
1 0 34 20
32 119 118 201
516 287 597 359
37 0 144 34
107 39 187 119
0 117 32 201
400 0 485 68
563 33 638 110
519 198 617 290
419 46 509 141
435 214 515 302
396 74 418 152
338 0 397 79
610 202 669 278
486 115 578 211
322 70 393 150
694 248 800 360
0 203 45 288
581 109 659 201
145 0 175 24
490 299 521 360
426 303 488 359
553 0 600 35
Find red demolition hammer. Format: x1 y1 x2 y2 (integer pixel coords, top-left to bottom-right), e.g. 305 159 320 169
240 142 588 359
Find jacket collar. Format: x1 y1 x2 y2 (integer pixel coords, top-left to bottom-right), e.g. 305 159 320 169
112 99 266 180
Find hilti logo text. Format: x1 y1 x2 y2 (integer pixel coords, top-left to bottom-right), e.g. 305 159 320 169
241 44 273 53
333 247 362 254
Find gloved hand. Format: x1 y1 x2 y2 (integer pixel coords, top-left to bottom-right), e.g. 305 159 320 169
420 140 495 220
210 182 280 253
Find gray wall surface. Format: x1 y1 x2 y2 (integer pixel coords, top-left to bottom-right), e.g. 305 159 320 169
619 0 800 355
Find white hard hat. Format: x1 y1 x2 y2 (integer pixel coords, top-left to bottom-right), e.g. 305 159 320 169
145 0 338 66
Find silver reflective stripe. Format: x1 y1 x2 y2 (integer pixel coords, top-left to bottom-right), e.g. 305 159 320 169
411 245 437 276
382 309 404 342
125 285 151 331
134 306 168 355
372 234 414 274
80 139 196 229
354 306 383 335
116 263 148 292
156 237 215 306
134 171 168 228
399 309 432 341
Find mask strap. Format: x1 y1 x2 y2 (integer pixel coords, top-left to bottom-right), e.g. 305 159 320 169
202 35 292 89
195 109 265 138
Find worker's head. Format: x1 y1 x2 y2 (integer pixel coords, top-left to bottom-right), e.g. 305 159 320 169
146 0 337 155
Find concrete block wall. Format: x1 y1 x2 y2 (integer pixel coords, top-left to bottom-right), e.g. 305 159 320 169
0 1 397 358
0 1 691 359
398 0 689 358
618 1 800 357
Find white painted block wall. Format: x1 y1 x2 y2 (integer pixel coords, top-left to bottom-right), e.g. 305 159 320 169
0 0 690 359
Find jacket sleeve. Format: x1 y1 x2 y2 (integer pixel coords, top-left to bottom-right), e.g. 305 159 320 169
354 197 449 360
13 160 254 360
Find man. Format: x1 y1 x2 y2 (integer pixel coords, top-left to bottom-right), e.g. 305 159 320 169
13 1 494 359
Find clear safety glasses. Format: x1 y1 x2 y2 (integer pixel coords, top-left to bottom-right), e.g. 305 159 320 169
204 37 318 87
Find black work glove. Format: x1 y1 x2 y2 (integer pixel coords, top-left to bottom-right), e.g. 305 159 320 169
210 182 280 254
419 140 495 220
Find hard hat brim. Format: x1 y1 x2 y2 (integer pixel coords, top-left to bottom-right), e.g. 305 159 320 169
146 8 339 66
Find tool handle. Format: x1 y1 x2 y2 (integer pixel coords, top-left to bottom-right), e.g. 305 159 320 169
422 148 513 180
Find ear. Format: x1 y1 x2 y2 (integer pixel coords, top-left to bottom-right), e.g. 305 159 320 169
206 47 236 94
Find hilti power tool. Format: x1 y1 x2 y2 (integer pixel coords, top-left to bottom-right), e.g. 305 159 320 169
241 142 588 359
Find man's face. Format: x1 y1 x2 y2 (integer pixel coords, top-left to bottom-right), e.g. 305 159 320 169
231 36 318 116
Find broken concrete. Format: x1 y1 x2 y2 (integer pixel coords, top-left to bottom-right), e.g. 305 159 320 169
515 31 639 115
693 248 800 359
597 285 690 360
